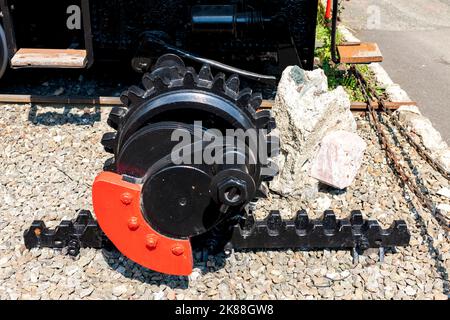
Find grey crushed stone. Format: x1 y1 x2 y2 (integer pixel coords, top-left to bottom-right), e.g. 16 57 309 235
0 105 448 300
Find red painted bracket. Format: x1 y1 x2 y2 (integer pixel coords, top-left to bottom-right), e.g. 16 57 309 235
92 171 193 276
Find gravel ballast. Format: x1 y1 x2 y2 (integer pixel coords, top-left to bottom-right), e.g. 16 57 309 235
0 104 448 300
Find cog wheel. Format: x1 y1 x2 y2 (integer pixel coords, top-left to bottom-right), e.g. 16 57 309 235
102 53 278 182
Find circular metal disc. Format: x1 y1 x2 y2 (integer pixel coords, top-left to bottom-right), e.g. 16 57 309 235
141 166 222 238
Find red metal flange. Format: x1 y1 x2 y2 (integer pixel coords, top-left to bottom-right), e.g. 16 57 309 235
92 171 193 276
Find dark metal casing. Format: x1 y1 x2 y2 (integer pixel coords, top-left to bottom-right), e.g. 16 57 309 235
1 0 318 74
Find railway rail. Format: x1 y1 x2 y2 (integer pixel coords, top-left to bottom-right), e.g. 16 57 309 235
0 93 414 111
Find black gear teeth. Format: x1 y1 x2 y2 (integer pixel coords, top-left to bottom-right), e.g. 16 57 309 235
107 107 127 130
153 66 182 87
153 75 169 92
108 54 274 176
123 85 146 108
183 67 198 88
237 88 253 108
142 73 156 91
249 93 263 110
226 74 240 95
199 64 214 83
254 110 273 129
212 73 227 93
101 132 117 154
120 91 130 107
103 157 116 172
120 55 267 118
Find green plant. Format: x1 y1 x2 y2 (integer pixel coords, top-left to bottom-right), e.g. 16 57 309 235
315 3 369 102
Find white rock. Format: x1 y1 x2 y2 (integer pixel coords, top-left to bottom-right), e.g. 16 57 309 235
437 203 450 213
270 66 356 196
79 287 94 298
366 277 379 293
316 196 332 212
396 107 450 171
30 271 39 283
310 131 367 189
338 25 361 43
112 285 127 297
154 291 165 300
408 117 447 152
0 256 9 267
189 270 201 282
396 105 422 115
438 149 450 172
385 84 411 102
437 187 450 200
369 63 394 88
404 286 417 297
65 265 80 276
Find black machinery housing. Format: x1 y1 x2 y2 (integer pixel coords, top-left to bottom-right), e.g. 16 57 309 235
0 0 319 77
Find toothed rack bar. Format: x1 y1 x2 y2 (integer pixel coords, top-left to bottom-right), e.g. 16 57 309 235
24 210 106 256
228 210 411 251
24 210 410 256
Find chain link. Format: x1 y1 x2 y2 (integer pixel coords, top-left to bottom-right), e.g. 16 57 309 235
352 67 450 232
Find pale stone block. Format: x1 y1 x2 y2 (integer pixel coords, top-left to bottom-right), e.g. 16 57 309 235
310 131 367 189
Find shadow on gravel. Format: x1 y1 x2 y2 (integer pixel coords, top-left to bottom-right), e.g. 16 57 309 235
101 248 227 289
28 104 101 126
318 182 347 196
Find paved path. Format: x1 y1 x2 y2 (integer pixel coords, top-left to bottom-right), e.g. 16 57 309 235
341 0 450 143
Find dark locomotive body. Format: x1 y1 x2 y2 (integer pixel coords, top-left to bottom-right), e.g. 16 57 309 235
2 0 318 76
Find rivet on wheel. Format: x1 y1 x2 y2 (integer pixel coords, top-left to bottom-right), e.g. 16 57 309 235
145 235 158 250
120 193 133 205
128 217 140 231
171 244 185 256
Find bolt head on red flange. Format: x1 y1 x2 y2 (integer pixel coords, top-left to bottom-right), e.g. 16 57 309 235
127 217 140 231
120 192 133 205
171 244 185 256
146 235 159 250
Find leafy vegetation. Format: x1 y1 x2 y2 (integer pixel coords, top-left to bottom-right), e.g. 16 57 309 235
314 3 371 101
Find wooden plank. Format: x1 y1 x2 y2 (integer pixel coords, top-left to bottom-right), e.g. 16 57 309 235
338 42 383 64
11 48 88 68
0 94 121 105
260 100 274 109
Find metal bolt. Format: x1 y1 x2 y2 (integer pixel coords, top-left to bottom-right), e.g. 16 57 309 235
145 235 158 250
120 192 133 205
352 248 359 264
379 247 385 263
34 228 42 237
217 178 248 207
128 217 140 231
171 244 185 256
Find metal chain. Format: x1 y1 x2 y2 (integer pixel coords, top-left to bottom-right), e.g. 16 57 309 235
352 66 450 232
356 69 450 181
